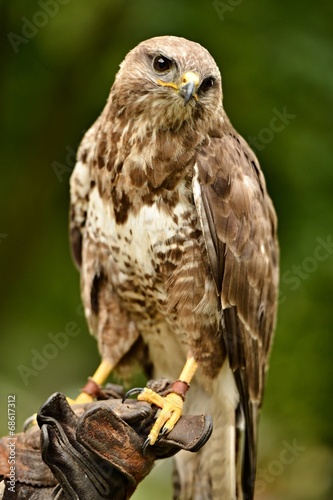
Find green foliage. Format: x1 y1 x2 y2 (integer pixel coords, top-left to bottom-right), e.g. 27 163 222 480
1 1 333 497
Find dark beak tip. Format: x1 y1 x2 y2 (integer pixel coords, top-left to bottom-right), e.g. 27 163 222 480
180 81 196 104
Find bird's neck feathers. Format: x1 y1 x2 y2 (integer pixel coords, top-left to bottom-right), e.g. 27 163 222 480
97 95 210 191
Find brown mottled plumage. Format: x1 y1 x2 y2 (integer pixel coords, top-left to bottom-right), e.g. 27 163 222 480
70 36 279 499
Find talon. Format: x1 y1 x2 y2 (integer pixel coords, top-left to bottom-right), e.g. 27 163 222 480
122 387 144 403
139 390 184 445
23 413 37 431
135 356 197 447
142 436 151 455
160 426 169 437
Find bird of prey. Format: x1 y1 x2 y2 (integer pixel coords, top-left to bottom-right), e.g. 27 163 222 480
69 36 279 499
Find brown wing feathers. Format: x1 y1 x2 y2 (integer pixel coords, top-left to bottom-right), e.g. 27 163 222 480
197 127 279 499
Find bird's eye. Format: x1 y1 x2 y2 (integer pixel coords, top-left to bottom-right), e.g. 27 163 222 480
200 76 215 92
153 55 173 73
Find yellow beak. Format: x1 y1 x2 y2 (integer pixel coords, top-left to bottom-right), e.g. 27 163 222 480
179 71 200 103
157 71 200 104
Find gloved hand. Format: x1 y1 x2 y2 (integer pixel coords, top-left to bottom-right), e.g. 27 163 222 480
0 381 212 499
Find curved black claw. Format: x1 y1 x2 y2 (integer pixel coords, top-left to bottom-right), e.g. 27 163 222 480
122 387 144 403
142 436 151 456
142 426 169 455
23 413 37 431
159 426 169 437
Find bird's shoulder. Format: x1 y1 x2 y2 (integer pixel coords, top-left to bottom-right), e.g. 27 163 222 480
195 118 278 288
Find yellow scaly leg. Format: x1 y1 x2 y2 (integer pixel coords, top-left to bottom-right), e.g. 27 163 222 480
138 354 198 445
70 359 113 404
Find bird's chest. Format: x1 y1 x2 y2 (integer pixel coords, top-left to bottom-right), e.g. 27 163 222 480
90 186 202 318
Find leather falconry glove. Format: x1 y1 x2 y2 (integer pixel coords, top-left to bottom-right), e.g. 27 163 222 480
0 381 212 499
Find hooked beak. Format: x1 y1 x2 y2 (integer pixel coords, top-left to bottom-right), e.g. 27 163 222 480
157 71 200 105
179 71 200 104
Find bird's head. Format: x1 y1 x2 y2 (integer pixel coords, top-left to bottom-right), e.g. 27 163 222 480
111 36 223 132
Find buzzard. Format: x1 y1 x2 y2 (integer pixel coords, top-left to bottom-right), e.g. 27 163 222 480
70 36 279 499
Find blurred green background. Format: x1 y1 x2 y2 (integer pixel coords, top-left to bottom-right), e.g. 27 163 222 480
1 0 333 498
